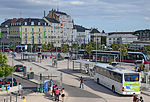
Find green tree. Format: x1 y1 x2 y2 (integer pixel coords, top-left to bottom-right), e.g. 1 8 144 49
121 44 128 57
145 45 150 54
111 43 120 51
27 45 31 51
0 53 14 77
85 42 94 60
10 44 16 51
61 44 69 53
42 44 47 52
47 44 55 50
80 43 88 49
72 43 78 51
32 44 38 51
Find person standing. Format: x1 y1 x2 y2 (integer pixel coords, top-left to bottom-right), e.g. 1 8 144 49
22 96 26 102
80 76 84 89
140 96 144 102
55 88 60 102
18 83 22 96
61 88 65 102
133 93 137 102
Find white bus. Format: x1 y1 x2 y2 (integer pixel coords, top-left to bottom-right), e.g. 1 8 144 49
94 64 141 95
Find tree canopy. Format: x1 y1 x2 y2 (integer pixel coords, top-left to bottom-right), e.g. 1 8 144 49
0 53 14 77
61 44 69 53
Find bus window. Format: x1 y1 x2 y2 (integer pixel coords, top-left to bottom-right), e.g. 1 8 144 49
124 74 139 81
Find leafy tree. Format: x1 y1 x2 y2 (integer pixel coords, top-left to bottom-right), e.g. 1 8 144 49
10 44 16 51
32 44 38 51
80 43 88 49
85 42 94 60
145 45 150 54
121 44 128 57
42 44 47 52
0 53 14 77
101 36 107 45
27 45 31 51
47 44 55 50
111 43 120 51
72 43 78 51
61 44 69 53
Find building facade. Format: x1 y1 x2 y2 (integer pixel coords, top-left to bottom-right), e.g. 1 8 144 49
73 25 90 45
47 9 74 46
0 17 61 47
107 32 138 47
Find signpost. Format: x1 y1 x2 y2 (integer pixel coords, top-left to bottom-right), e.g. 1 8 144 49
44 81 49 93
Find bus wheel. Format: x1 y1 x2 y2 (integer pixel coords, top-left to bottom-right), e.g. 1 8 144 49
97 78 99 84
112 86 115 93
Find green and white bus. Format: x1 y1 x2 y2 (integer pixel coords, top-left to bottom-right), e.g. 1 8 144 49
94 64 141 95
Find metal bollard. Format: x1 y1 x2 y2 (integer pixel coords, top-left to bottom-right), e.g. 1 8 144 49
4 97 6 102
10 94 12 102
16 92 18 102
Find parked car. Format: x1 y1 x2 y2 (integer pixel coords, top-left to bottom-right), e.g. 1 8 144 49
14 65 24 72
0 80 3 88
2 77 17 87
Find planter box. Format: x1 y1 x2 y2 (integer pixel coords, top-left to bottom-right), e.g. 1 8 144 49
27 74 34 79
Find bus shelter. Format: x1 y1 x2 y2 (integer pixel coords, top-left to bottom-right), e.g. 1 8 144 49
72 60 95 76
21 52 38 62
38 72 63 92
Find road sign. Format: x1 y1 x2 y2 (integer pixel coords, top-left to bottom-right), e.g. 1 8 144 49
7 84 10 91
50 56 53 59
44 81 49 93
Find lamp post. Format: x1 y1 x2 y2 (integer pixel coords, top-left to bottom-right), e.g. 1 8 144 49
96 34 97 63
119 37 122 66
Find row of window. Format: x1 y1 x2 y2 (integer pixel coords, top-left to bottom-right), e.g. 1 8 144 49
94 66 122 83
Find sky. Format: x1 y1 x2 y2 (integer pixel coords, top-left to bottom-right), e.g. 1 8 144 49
0 0 150 32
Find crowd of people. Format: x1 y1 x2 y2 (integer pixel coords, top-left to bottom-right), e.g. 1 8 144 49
49 80 65 102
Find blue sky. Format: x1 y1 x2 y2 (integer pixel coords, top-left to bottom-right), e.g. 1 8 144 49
0 0 150 32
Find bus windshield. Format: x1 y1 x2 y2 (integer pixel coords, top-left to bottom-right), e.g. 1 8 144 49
143 52 150 61
124 74 139 81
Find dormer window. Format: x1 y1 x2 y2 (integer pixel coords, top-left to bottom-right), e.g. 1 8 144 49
38 22 40 26
25 22 27 25
31 22 34 25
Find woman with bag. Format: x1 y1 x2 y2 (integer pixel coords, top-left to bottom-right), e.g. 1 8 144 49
61 88 65 102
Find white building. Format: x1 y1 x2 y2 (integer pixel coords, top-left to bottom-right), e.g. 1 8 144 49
73 25 90 45
47 9 74 46
107 32 138 47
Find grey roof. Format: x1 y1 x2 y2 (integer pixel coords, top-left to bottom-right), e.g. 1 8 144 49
108 34 137 38
0 17 59 27
73 25 89 32
90 28 100 33
45 17 59 23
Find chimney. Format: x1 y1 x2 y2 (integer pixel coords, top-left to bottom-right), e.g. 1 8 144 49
44 10 46 17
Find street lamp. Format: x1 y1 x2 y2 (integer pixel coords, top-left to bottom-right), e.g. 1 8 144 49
119 37 122 66
96 33 97 63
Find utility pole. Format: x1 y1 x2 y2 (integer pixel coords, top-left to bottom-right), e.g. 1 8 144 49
119 37 122 66
96 33 97 63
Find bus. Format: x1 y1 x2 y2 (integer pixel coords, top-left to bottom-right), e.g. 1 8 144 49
93 64 141 95
81 50 150 64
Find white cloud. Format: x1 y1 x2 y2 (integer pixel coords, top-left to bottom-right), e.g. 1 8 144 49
144 17 150 21
70 1 85 5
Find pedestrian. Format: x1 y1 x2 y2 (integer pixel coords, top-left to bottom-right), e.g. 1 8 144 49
54 85 57 101
133 93 137 102
22 96 26 102
18 83 22 96
55 88 60 102
61 88 65 102
52 84 55 96
140 96 144 102
49 80 53 95
80 76 84 89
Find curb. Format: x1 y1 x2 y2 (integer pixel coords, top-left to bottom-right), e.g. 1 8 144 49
141 91 150 96
13 73 40 85
32 63 48 71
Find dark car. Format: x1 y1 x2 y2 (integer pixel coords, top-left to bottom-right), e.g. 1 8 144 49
2 78 17 87
0 80 3 88
14 65 24 72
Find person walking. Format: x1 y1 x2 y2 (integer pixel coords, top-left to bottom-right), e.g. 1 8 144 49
80 76 84 89
55 88 60 102
22 96 26 102
52 84 55 96
133 93 137 102
61 88 65 102
18 83 22 96
139 96 144 102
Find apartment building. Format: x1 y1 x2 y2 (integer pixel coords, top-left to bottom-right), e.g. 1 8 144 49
0 17 61 47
